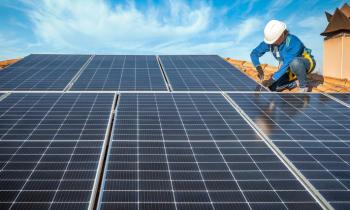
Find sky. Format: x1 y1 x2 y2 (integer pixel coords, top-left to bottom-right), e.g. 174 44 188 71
0 0 347 72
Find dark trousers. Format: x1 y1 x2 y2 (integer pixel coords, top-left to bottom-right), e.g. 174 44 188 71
269 57 311 91
269 73 293 91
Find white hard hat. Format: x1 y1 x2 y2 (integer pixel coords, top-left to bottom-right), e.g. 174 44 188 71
264 20 287 44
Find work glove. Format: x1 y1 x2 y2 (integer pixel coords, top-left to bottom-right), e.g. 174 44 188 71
262 77 275 88
256 65 264 81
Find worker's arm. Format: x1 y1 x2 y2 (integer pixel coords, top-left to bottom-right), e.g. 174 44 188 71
250 42 270 68
272 36 304 81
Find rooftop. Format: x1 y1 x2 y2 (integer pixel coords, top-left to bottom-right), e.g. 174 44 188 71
0 59 19 69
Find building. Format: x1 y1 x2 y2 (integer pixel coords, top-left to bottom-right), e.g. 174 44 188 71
321 3 350 80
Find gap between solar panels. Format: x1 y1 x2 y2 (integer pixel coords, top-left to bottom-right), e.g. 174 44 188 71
89 93 118 210
64 55 95 92
156 55 173 92
221 93 332 210
94 92 123 209
0 92 10 102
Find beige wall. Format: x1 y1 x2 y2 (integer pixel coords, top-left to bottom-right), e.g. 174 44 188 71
343 36 350 79
323 34 350 80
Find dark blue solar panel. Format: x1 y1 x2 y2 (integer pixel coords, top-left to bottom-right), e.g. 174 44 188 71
330 93 350 106
0 54 91 91
228 93 350 209
98 93 321 210
0 93 114 209
159 55 266 91
71 55 168 91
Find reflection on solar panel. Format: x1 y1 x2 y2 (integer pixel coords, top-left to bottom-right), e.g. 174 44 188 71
71 55 168 91
329 93 350 105
0 93 114 209
98 93 321 210
228 93 350 209
0 54 90 91
159 55 265 91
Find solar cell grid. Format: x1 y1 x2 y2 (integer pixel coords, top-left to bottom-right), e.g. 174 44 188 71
159 55 266 91
98 93 321 210
0 54 91 91
329 93 350 107
228 93 350 209
4 54 43 68
0 93 114 209
71 55 167 91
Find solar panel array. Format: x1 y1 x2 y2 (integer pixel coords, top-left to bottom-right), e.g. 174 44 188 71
0 93 114 209
99 93 321 210
228 93 350 210
159 55 266 91
0 54 90 91
0 54 350 210
71 55 168 91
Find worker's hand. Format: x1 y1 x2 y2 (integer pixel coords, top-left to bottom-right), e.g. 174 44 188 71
262 77 275 87
256 66 264 81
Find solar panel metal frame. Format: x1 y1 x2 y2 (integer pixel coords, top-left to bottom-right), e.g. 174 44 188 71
0 92 116 210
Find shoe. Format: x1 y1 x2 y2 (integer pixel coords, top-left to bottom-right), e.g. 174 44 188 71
276 81 297 92
299 87 309 93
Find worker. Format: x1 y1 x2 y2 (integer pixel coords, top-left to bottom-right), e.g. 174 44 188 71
250 20 315 92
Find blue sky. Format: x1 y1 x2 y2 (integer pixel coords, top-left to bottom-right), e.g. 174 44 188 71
0 0 347 72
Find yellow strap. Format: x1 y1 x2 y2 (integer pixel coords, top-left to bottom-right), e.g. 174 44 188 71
302 50 315 73
288 71 296 81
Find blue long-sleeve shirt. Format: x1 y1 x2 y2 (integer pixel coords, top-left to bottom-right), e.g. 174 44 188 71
250 34 305 81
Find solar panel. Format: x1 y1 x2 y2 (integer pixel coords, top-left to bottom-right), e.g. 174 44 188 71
0 93 114 209
159 55 266 91
71 55 168 91
98 93 321 209
228 93 350 209
329 93 350 105
0 54 91 91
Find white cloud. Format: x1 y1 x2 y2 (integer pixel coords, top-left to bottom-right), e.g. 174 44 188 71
2 0 328 70
16 0 266 57
23 0 215 53
269 0 293 12
0 34 25 60
235 17 264 43
297 16 327 32
266 0 293 18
